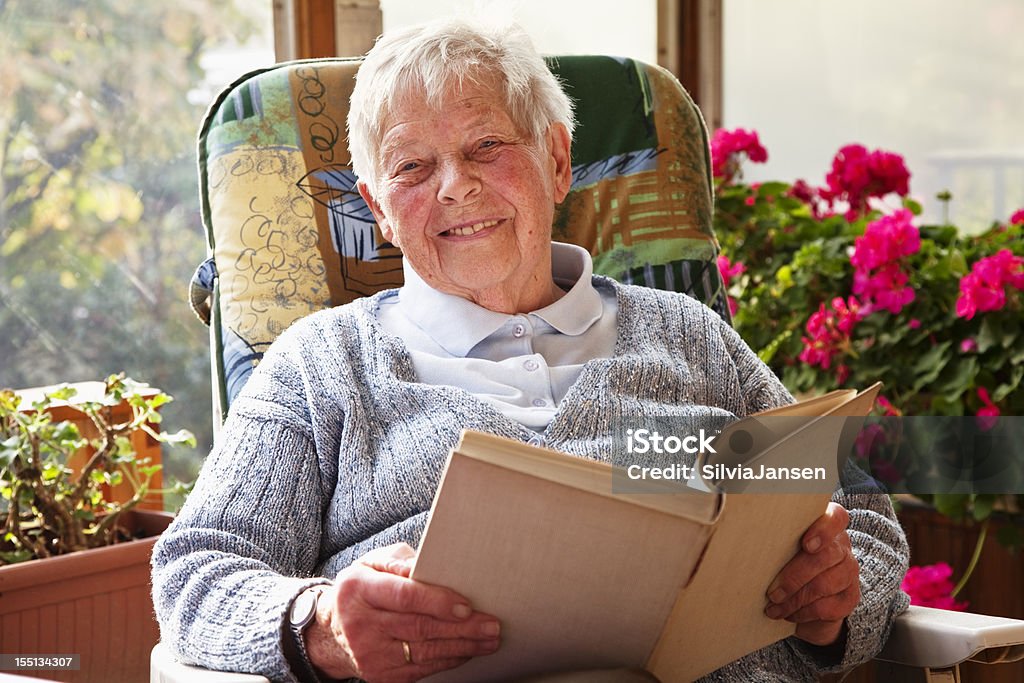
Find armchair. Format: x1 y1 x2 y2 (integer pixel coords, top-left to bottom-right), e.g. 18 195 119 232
161 56 1024 682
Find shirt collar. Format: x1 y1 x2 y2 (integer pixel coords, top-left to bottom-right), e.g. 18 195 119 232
396 242 604 357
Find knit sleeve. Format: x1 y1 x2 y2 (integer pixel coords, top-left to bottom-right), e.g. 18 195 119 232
151 342 334 682
788 466 911 674
716 314 795 414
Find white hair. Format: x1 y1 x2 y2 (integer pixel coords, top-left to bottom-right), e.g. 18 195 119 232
346 17 575 189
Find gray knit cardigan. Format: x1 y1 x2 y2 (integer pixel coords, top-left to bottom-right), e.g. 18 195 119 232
151 277 909 682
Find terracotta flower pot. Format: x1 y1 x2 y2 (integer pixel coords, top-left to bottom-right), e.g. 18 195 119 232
0 509 173 683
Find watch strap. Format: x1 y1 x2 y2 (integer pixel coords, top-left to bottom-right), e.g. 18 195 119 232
283 586 326 683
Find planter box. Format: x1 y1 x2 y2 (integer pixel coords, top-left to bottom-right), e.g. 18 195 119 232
0 509 173 683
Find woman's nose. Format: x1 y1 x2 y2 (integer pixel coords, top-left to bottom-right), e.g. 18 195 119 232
437 158 482 205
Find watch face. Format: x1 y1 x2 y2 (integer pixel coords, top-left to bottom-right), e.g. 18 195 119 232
290 588 320 627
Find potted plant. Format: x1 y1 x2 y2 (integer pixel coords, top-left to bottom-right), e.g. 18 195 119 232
0 373 194 683
711 132 1024 682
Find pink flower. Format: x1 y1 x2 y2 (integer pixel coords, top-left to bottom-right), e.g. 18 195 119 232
875 395 902 417
1010 208 1024 225
850 209 921 269
710 127 768 184
822 144 911 219
788 179 832 218
718 255 746 316
959 338 978 353
850 210 920 315
855 423 887 459
955 249 1024 319
908 318 921 329
976 387 1000 431
717 255 746 285
799 296 864 379
901 563 968 611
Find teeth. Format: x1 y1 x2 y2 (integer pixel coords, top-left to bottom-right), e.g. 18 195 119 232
446 219 499 236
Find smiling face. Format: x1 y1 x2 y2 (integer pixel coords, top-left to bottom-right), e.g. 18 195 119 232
357 78 573 314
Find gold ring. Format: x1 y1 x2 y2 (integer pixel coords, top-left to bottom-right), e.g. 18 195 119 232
402 640 412 664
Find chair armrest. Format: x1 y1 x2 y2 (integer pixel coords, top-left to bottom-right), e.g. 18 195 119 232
151 642 271 683
877 605 1024 669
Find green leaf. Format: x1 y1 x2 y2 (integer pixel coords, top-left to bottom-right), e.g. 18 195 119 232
911 342 952 391
47 385 78 402
934 357 978 402
0 550 33 564
971 494 996 521
977 317 1002 353
42 463 64 482
932 493 971 521
903 197 924 215
160 428 197 449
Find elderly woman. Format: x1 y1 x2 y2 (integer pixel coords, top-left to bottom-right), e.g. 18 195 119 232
152 18 908 683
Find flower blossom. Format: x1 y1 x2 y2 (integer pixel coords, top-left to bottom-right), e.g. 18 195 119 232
976 387 1000 431
799 296 864 380
955 249 1024 320
1010 208 1024 225
787 179 832 219
822 144 911 219
717 255 746 316
850 209 921 315
901 563 968 611
875 395 902 417
710 128 768 185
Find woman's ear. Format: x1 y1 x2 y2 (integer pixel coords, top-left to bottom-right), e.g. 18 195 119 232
548 123 573 204
358 181 396 245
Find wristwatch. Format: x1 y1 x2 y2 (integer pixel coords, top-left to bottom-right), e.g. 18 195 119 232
285 586 325 683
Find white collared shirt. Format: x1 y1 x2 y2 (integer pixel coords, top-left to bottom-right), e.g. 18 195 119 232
375 242 618 430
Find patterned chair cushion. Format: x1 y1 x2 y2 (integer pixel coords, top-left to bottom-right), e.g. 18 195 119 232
192 56 724 419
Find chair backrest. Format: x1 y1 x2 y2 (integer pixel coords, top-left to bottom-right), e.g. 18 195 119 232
190 56 726 421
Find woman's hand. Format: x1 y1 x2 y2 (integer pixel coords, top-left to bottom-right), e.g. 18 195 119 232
763 502 861 647
305 543 501 682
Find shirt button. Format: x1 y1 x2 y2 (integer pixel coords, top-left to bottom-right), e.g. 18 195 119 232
523 359 539 371
512 323 526 338
531 398 547 407
528 435 544 447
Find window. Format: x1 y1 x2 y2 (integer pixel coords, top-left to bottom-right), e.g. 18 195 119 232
0 3 275 479
380 0 658 62
723 0 1024 231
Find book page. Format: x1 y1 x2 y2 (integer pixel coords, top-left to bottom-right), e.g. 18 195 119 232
456 430 720 523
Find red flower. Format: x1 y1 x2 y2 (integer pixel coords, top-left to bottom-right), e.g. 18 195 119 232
976 387 1001 431
875 395 902 417
717 255 746 316
710 127 768 184
901 563 968 611
822 144 911 219
799 296 864 379
1010 208 1024 225
787 179 831 219
955 249 1024 319
850 209 920 315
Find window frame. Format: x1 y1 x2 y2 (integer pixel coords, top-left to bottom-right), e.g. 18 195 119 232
274 0 722 126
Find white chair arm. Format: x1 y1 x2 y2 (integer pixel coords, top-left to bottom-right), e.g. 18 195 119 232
877 605 1024 669
150 642 271 683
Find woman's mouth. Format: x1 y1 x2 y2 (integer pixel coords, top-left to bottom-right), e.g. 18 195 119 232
442 219 501 237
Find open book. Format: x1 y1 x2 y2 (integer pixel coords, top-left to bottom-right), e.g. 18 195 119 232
411 384 881 682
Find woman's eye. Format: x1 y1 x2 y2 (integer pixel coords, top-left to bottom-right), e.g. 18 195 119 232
479 139 499 149
399 161 419 172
